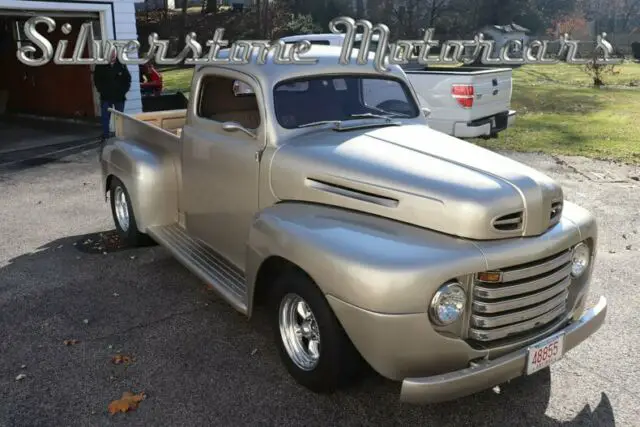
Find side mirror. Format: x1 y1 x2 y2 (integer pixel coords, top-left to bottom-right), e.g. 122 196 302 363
421 107 432 118
221 121 257 139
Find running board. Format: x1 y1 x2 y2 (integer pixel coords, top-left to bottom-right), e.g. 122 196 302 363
147 224 248 314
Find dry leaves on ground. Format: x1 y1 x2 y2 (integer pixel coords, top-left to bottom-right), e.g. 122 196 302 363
107 391 146 415
63 339 80 346
111 354 134 365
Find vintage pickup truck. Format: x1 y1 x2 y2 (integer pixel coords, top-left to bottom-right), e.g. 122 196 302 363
99 45 607 404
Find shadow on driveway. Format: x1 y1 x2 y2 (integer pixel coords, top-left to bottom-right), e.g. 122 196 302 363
0 232 616 426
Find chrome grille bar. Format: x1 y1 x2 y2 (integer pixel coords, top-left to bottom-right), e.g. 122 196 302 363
474 263 572 299
472 276 571 313
483 250 572 283
471 290 569 328
469 302 567 341
468 249 573 344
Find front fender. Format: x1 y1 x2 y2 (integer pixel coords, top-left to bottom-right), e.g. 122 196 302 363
244 202 594 381
101 138 179 232
245 202 487 316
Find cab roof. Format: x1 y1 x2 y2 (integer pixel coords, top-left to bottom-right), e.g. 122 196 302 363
194 44 406 88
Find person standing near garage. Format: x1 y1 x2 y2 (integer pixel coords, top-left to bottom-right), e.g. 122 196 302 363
94 50 131 141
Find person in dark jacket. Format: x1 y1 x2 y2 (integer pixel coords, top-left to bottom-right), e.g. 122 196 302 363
94 50 131 140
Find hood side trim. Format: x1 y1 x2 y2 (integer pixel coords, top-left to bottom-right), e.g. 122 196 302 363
305 178 399 208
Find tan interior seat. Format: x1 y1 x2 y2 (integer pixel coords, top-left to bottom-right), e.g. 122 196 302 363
199 76 262 130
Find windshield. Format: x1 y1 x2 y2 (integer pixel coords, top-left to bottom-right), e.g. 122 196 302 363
273 75 420 129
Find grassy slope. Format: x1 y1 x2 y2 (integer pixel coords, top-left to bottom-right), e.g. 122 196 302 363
474 63 640 163
162 62 640 163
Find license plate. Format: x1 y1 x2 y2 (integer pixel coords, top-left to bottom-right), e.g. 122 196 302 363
526 332 565 375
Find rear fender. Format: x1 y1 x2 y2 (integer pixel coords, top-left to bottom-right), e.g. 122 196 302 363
101 139 179 232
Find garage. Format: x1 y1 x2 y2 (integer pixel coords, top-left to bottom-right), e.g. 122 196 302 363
0 12 100 119
0 0 143 155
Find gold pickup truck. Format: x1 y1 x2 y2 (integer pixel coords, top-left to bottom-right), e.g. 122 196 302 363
99 45 607 404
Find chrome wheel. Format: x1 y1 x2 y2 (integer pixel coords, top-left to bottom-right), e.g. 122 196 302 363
114 186 130 232
279 293 321 371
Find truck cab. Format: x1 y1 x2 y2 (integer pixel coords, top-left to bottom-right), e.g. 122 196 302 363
99 45 606 404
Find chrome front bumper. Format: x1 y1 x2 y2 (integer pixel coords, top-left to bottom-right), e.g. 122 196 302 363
400 295 607 404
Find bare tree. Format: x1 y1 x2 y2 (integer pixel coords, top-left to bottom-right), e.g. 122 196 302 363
201 0 218 15
427 0 449 27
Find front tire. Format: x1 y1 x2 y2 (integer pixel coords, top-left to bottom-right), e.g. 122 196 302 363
109 177 150 247
270 268 363 393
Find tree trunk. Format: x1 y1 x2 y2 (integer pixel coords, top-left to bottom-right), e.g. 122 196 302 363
180 0 189 51
256 0 262 38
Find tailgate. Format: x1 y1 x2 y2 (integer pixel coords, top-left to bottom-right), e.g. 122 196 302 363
469 70 512 117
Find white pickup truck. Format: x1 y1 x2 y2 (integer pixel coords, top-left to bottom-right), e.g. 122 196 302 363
280 33 517 139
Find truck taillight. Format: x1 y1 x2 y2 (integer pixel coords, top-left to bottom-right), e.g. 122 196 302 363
451 84 475 109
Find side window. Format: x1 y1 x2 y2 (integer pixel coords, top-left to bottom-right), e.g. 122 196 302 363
197 75 261 130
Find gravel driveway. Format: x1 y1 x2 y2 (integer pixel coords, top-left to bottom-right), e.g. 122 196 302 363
0 148 638 426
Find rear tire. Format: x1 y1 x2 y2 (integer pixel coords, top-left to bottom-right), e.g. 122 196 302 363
109 177 151 247
270 267 364 393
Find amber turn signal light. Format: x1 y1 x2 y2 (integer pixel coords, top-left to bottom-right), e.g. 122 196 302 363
476 272 502 282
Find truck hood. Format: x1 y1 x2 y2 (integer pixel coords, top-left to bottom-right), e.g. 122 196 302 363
269 124 563 240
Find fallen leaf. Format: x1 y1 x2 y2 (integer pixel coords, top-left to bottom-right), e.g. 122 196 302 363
111 354 134 365
15 374 26 381
83 319 89 324
626 245 633 250
107 391 146 415
63 339 80 346
20 365 26 369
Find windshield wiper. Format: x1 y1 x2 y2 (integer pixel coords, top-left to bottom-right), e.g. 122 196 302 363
298 120 344 129
350 112 408 120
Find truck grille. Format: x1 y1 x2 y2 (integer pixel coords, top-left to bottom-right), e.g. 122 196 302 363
468 249 573 344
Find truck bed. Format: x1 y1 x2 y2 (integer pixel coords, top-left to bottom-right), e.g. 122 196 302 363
125 109 187 137
109 108 186 160
400 66 513 136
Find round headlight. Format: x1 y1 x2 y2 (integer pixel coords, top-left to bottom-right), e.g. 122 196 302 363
429 282 467 326
571 242 590 277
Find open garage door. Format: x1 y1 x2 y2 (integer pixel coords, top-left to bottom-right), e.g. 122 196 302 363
0 11 100 119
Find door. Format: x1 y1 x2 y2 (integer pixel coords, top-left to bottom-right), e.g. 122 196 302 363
180 69 264 270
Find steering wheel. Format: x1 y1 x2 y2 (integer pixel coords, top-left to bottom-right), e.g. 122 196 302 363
375 99 413 116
